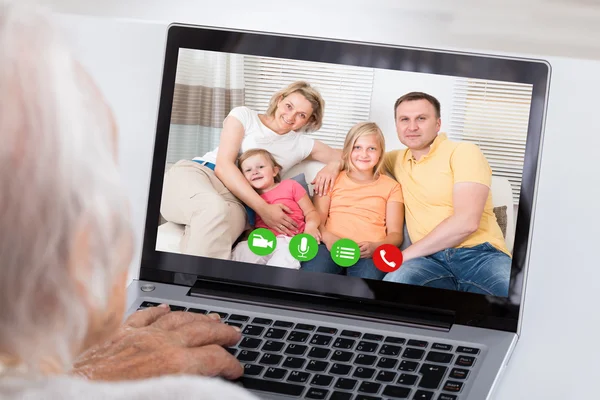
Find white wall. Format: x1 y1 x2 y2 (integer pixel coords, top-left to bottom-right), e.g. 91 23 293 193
369 69 454 150
40 5 600 400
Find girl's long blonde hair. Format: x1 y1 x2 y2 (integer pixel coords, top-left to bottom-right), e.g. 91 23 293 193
340 122 386 175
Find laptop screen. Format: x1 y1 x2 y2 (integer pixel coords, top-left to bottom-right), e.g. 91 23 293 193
141 25 550 332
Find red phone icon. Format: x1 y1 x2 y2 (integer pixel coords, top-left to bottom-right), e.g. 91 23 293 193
373 244 403 273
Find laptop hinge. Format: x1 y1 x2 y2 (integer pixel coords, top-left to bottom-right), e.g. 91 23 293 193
189 278 454 331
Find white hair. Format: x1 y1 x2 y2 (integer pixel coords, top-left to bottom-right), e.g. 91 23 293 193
0 2 133 372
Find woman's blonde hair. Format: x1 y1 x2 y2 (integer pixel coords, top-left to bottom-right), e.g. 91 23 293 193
265 81 325 133
238 148 283 183
340 122 386 175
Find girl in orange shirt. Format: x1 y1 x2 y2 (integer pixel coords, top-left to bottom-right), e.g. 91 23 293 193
301 122 405 279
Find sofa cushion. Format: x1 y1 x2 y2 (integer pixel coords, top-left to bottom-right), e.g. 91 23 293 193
493 205 508 238
288 173 310 196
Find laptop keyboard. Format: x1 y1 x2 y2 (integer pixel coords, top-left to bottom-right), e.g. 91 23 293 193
138 301 479 400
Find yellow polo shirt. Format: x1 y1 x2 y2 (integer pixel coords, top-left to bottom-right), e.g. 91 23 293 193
383 133 510 256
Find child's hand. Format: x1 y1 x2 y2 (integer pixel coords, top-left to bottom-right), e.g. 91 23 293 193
358 241 379 258
304 225 322 243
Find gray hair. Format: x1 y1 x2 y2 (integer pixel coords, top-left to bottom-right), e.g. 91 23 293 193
0 2 133 372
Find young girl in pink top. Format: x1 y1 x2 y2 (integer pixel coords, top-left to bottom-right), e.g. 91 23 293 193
301 122 405 279
231 149 320 269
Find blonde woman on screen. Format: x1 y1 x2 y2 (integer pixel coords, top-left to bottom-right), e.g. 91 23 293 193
160 81 342 259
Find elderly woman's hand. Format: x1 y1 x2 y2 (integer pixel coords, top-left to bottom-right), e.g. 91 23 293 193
312 160 341 196
71 305 243 381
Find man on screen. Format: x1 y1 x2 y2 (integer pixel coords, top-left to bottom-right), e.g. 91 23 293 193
382 92 511 297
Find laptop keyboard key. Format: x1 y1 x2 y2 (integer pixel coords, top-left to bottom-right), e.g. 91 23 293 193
296 323 316 331
139 301 160 308
402 348 425 360
288 370 310 383
262 340 285 353
455 355 476 367
259 353 282 366
306 388 329 399
407 339 428 348
243 364 264 376
309 347 331 359
169 305 186 311
311 334 334 346
363 333 384 341
283 356 306 369
397 373 418 386
449 368 469 380
332 350 354 362
330 363 352 375
418 364 447 390
413 390 434 399
238 377 304 397
385 336 406 345
377 357 398 369
333 338 355 349
358 381 381 394
432 343 452 351
353 367 376 379
311 374 334 387
265 328 287 340
355 354 377 366
376 370 397 383
228 314 249 322
239 337 262 349
382 385 411 398
443 381 463 392
186 308 207 314
379 344 402 356
274 320 294 328
242 325 265 336
457 346 480 355
285 344 308 356
225 322 243 328
355 396 382 400
357 341 378 353
288 331 310 343
398 360 418 372
307 360 329 372
226 348 238 356
425 351 453 363
438 394 457 400
330 391 353 400
209 311 228 319
335 378 357 390
317 326 338 335
237 350 259 362
252 317 272 325
264 367 287 380
340 329 361 338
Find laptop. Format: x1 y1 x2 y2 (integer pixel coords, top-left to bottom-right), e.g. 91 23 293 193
126 23 550 400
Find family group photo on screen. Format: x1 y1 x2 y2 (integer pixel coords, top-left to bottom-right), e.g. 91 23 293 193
156 48 534 298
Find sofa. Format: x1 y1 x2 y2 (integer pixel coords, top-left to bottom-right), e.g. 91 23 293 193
156 160 516 255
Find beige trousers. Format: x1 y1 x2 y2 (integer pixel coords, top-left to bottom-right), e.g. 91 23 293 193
160 160 247 259
231 236 300 270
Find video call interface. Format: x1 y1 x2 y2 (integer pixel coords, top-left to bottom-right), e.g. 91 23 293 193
156 47 534 299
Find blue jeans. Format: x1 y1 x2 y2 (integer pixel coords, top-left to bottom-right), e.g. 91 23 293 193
383 243 511 296
301 244 386 280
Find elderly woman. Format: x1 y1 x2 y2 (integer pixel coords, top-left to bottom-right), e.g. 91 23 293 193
160 80 342 259
0 3 257 399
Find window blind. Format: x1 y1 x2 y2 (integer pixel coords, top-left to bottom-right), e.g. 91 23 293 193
449 78 533 202
243 55 375 148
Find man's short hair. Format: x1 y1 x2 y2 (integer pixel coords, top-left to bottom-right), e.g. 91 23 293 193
394 92 441 119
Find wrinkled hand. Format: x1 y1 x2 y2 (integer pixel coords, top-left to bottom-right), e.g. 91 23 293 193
304 224 322 243
358 241 379 258
311 161 340 196
72 305 243 381
259 203 298 236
